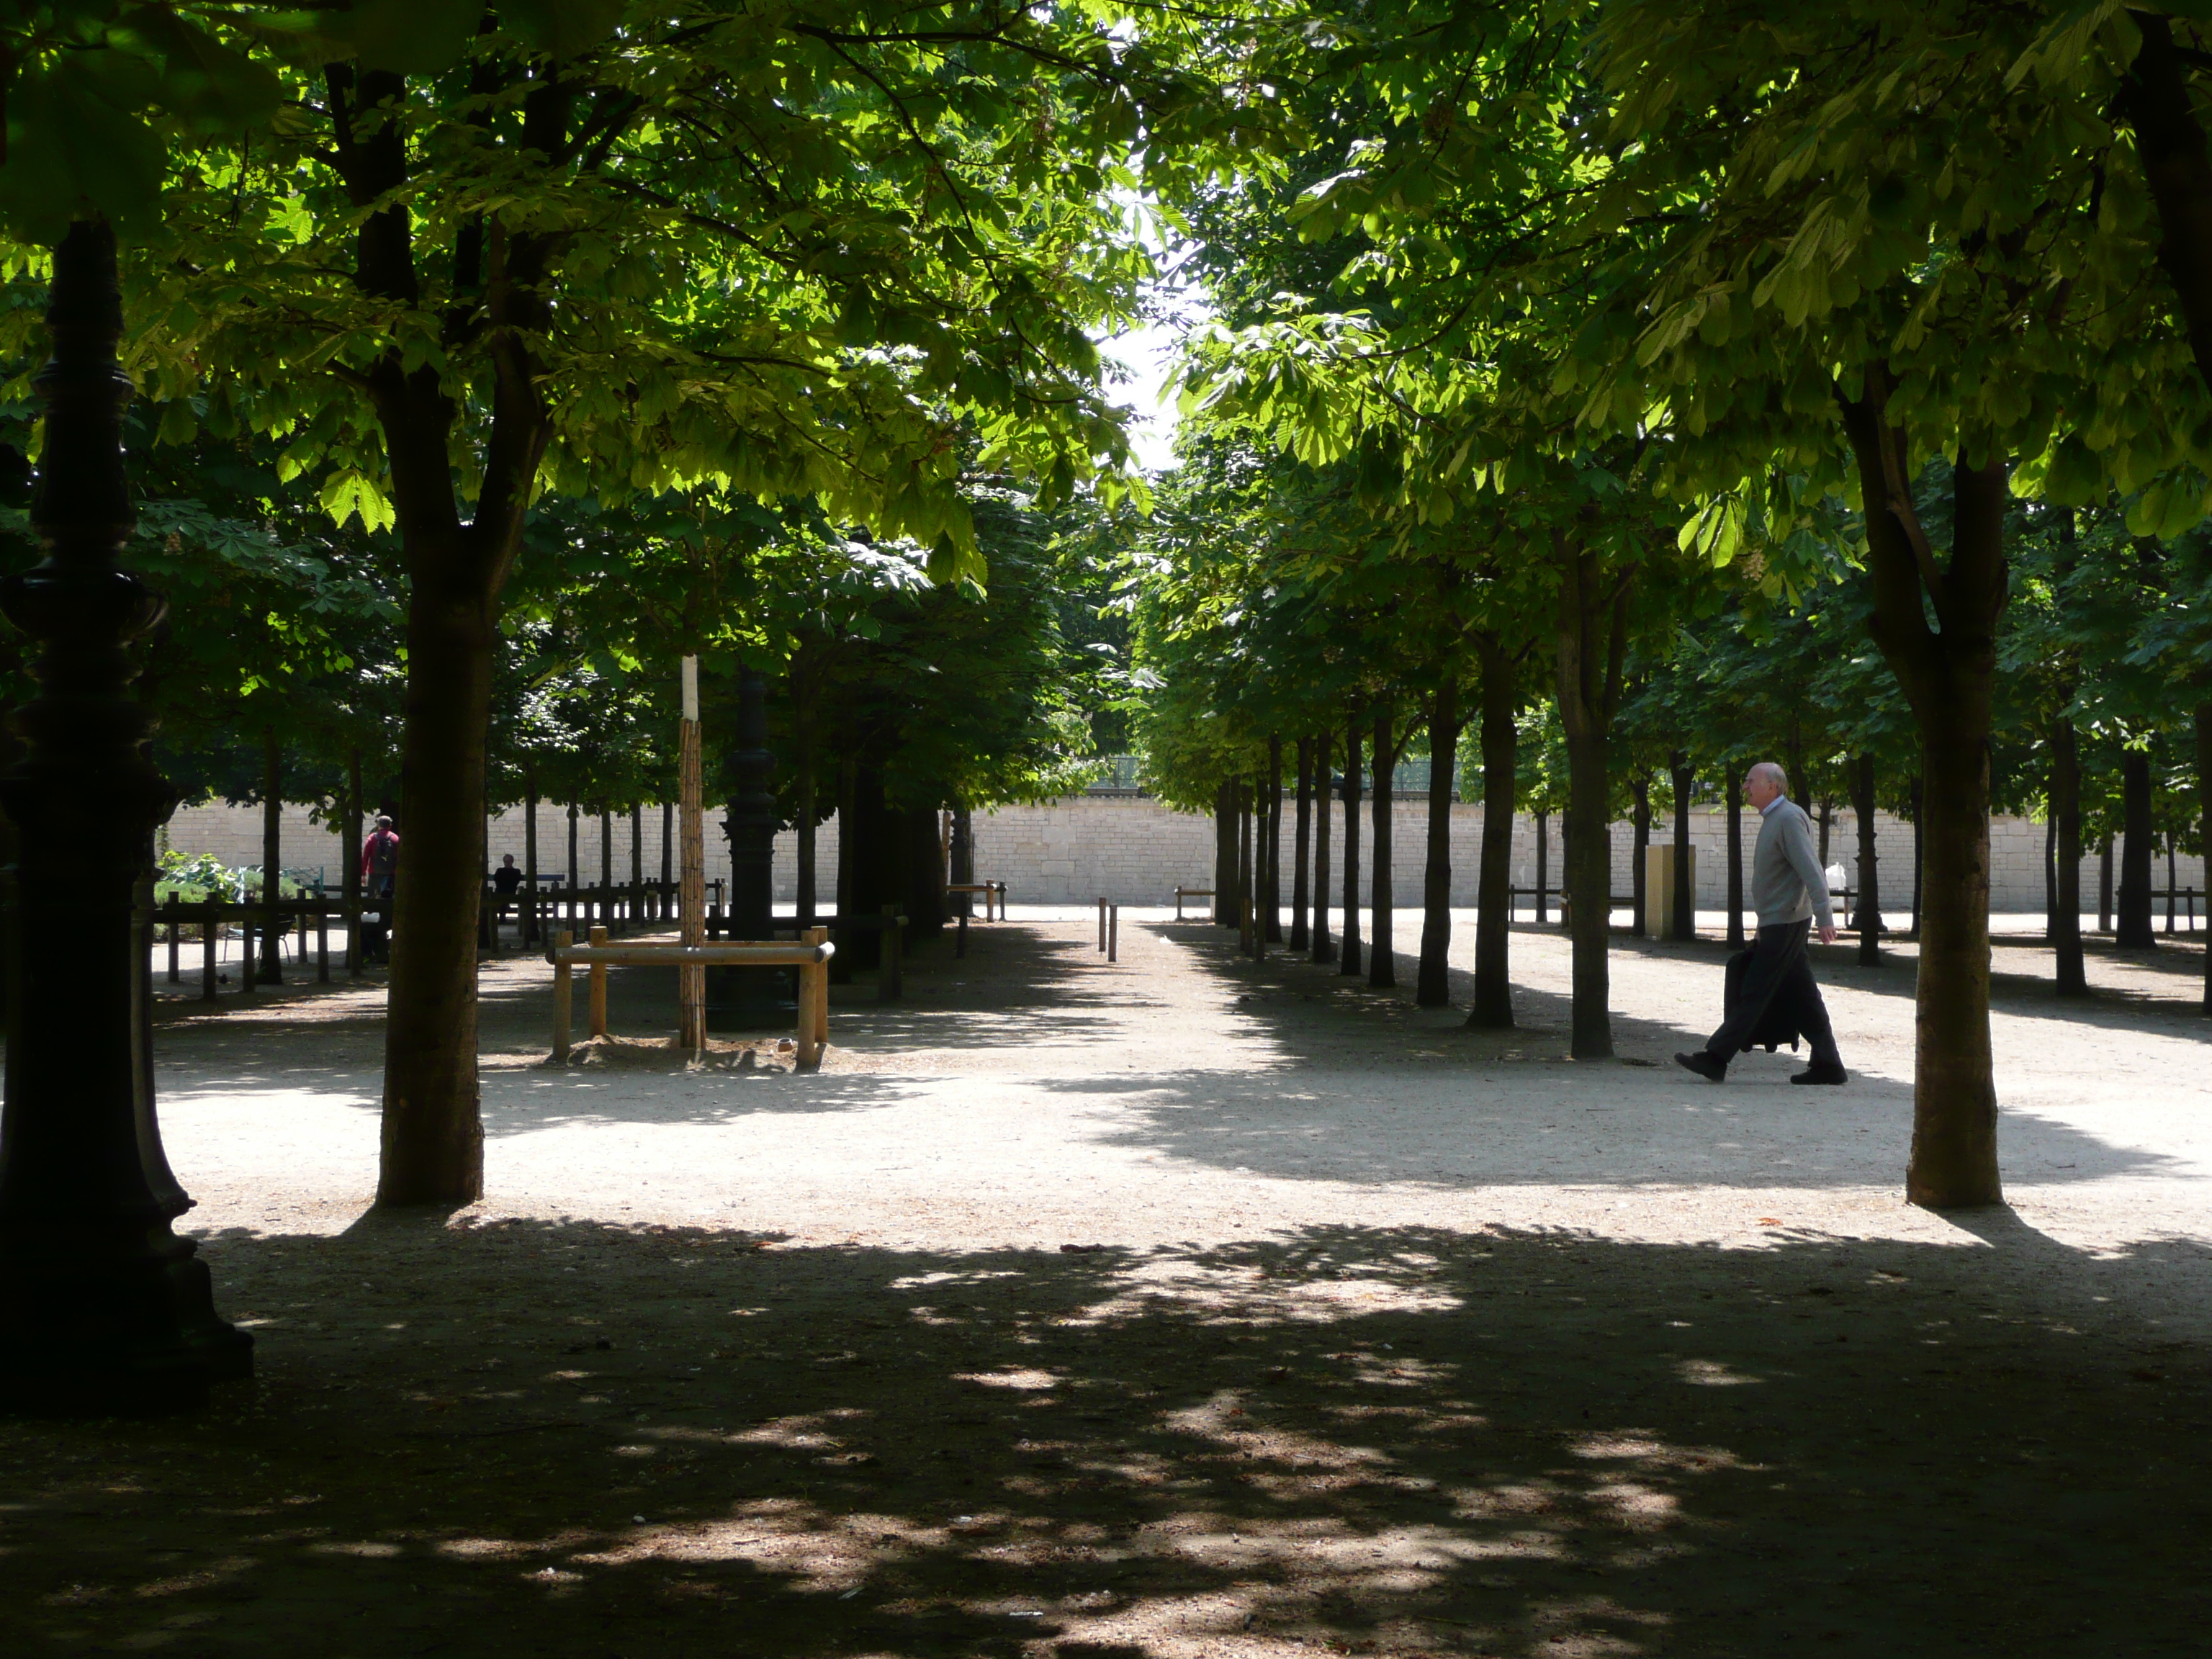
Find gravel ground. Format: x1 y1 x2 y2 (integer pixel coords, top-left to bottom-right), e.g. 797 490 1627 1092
2 910 2206 1657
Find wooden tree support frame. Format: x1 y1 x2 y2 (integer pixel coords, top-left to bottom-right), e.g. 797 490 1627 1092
550 926 834 1068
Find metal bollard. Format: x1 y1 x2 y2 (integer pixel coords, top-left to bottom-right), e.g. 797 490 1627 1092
1108 904 1118 963
1097 896 1107 952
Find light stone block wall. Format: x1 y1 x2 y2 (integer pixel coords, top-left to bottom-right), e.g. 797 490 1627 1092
164 795 2199 915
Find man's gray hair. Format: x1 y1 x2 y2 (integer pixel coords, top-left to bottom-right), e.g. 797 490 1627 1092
1748 760 1788 794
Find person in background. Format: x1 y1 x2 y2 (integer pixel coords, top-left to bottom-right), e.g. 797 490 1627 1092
493 853 523 937
360 815 400 964
1676 761 1848 1086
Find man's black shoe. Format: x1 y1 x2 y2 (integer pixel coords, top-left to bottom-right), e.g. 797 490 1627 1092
1674 1050 1727 1082
1791 1062 1848 1086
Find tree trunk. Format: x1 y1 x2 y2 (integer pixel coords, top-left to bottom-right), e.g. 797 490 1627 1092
522 767 539 946
1213 779 1235 927
1312 733 1334 963
374 561 496 1206
2043 811 2059 940
1910 776 1925 939
1630 776 1650 935
629 803 644 927
1534 812 1548 925
1418 680 1458 1007
342 58 556 1207
566 801 579 927
1725 764 1745 949
2099 834 2113 932
1670 752 1694 941
1853 752 1881 966
1370 709 1395 989
2118 750 2157 948
1837 376 2006 1208
258 727 283 984
599 806 614 932
2123 15 2212 402
2052 718 2087 995
345 747 364 972
1469 639 1516 1028
1554 534 1630 1060
796 763 817 928
1238 779 1254 956
1339 714 1362 977
1265 737 1284 944
2199 702 2212 1010
1291 737 1313 951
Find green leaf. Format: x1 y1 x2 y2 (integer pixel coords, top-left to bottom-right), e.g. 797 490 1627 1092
0 59 165 240
503 0 625 60
321 0 485 75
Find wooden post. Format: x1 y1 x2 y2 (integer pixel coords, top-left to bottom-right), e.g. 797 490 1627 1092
808 926 831 1054
588 924 609 1038
678 657 706 1051
1109 904 1119 963
164 892 179 984
202 902 219 1001
316 904 329 984
1097 895 1107 952
880 903 902 1001
796 926 825 1069
552 928 573 1063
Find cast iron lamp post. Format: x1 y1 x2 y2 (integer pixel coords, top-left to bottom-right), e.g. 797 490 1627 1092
0 221 252 1410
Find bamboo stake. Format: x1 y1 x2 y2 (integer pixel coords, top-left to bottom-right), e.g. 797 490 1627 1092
678 656 707 1050
553 928 573 1062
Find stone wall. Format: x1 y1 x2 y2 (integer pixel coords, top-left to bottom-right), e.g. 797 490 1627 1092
166 794 2196 915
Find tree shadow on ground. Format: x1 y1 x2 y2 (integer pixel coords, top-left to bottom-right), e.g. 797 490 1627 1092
4 1216 2204 1658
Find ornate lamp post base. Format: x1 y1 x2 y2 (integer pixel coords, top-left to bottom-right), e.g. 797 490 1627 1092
0 221 250 1413
0 1237 253 1412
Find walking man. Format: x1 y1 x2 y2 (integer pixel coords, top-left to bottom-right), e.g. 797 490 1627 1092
1676 762 1848 1085
360 814 400 965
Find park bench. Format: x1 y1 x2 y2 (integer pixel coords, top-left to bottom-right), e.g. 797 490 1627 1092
549 925 834 1066
1173 885 1214 920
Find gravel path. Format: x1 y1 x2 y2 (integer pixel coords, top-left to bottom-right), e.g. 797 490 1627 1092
2 912 2205 1657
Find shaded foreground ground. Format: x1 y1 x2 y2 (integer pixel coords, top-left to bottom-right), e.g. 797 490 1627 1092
4 914 2209 1656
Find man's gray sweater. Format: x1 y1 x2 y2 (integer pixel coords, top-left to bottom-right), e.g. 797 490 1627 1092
1753 796 1833 928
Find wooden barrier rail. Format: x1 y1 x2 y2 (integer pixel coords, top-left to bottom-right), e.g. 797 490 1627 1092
945 880 1007 921
549 926 834 1067
147 894 353 995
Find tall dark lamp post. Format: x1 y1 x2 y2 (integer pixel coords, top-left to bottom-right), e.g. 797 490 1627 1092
0 222 252 1410
709 668 787 1025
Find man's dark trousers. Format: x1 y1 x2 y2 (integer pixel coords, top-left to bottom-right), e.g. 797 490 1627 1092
1705 918 1840 1066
